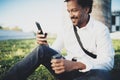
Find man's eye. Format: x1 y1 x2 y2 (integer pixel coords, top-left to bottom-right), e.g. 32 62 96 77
67 10 70 13
72 9 78 12
67 9 78 13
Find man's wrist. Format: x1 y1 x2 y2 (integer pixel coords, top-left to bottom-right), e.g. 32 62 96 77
72 61 86 70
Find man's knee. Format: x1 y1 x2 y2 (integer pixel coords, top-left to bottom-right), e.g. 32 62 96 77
34 45 49 57
37 45 59 56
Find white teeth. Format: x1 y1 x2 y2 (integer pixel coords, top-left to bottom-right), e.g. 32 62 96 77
72 19 75 22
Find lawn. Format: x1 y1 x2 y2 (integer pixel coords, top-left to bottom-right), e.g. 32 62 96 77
0 39 120 80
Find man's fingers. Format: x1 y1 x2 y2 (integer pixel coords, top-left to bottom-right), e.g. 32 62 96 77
54 69 65 74
52 65 64 70
51 60 64 67
51 59 65 74
51 59 62 63
52 65 65 74
36 37 47 41
36 34 46 38
37 30 42 34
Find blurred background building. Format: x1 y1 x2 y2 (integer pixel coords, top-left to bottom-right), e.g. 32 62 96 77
112 11 120 32
92 0 120 32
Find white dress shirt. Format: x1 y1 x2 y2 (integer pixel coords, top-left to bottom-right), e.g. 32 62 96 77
51 16 115 72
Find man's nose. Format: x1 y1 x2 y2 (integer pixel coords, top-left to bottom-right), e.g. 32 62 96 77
69 12 74 18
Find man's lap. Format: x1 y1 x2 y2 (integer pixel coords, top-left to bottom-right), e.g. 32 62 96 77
56 69 111 80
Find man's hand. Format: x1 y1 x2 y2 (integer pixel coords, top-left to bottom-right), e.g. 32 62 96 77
51 59 86 74
51 59 73 74
36 30 48 45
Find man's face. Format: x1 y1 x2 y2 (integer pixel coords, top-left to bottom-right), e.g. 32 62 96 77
66 0 88 27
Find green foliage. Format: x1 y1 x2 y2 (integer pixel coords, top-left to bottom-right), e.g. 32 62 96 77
11 26 23 31
0 39 120 80
112 39 120 71
0 26 22 31
28 65 55 80
112 39 120 54
0 26 2 29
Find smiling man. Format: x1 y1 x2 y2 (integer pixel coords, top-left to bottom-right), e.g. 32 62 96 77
3 0 114 80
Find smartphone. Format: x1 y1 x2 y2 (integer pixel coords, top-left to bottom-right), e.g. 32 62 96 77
35 22 43 34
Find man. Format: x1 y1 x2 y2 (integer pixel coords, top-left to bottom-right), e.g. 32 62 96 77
4 0 114 80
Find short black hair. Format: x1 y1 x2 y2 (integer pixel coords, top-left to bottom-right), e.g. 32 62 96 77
64 0 93 13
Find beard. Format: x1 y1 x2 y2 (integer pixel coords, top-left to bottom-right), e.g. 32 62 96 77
71 16 82 27
71 13 86 27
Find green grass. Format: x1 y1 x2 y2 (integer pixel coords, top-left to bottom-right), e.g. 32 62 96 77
0 39 55 80
0 39 120 80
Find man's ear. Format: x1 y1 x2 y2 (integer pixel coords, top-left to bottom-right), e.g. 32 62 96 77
84 7 90 14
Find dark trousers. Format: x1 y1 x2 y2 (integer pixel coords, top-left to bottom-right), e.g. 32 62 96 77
3 45 111 80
